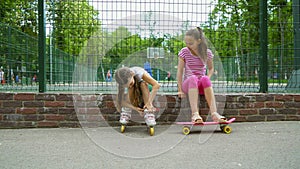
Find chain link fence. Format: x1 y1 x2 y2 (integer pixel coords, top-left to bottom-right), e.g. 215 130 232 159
0 0 299 93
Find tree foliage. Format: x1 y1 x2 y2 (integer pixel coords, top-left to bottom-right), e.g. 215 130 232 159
48 0 100 57
202 0 293 80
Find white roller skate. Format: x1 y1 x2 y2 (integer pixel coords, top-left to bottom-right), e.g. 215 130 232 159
144 111 156 126
119 107 131 133
144 109 156 136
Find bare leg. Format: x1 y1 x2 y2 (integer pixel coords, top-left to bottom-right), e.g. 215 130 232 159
139 82 150 106
188 88 203 123
188 88 199 114
203 87 217 113
204 87 226 122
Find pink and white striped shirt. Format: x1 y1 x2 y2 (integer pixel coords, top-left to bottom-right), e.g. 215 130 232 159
178 47 213 81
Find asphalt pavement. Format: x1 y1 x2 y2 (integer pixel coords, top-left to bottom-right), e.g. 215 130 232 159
0 121 299 169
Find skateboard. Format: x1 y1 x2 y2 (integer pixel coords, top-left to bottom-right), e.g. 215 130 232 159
120 124 155 136
176 118 236 135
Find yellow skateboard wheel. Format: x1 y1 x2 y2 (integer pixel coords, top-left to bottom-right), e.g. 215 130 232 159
149 127 154 136
222 125 232 134
182 126 190 135
120 125 126 133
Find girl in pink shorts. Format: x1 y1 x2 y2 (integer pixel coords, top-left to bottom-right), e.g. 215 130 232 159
177 27 227 123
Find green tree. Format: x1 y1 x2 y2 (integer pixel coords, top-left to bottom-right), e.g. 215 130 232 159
204 0 293 81
49 0 100 57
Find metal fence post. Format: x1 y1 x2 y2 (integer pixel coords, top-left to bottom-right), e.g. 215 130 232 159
38 0 46 92
259 0 268 93
293 0 300 70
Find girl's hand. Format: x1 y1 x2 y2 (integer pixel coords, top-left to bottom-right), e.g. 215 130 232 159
143 103 156 112
178 91 186 98
134 107 144 116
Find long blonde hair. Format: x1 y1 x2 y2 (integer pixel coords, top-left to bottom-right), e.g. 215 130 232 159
185 27 208 62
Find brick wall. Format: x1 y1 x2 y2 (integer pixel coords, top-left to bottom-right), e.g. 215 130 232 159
0 93 299 128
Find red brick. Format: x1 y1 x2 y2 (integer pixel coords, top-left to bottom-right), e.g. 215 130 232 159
294 95 300 102
24 101 44 107
35 94 55 101
45 101 65 107
16 108 37 114
86 115 104 122
14 93 35 100
66 101 74 107
37 121 58 127
0 93 14 100
259 108 276 115
247 102 264 108
64 114 78 121
0 121 17 128
278 109 297 114
286 115 300 121
45 114 65 121
3 101 22 107
247 115 266 121
285 102 300 108
234 116 247 122
254 102 265 108
275 94 294 101
18 121 36 128
265 101 284 108
267 115 286 121
56 94 73 101
223 109 239 116
0 108 16 114
239 109 258 115
37 107 59 114
59 122 80 128
58 108 75 114
23 114 44 121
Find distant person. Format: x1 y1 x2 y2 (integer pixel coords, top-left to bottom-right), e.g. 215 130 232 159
106 70 112 82
32 74 37 84
15 74 20 85
0 68 4 85
144 61 153 77
167 71 171 82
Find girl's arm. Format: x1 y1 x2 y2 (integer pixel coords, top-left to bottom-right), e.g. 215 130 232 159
121 95 144 114
206 58 214 78
141 73 160 110
177 58 185 98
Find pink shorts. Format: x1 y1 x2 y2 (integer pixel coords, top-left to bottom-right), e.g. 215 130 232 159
182 75 212 95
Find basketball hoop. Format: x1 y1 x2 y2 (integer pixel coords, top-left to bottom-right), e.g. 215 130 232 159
154 53 159 60
147 47 164 59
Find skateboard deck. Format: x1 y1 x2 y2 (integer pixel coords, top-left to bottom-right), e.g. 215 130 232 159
176 118 236 134
176 117 236 126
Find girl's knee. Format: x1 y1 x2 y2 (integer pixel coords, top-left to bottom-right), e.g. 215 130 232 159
187 75 199 87
182 76 198 93
200 76 212 88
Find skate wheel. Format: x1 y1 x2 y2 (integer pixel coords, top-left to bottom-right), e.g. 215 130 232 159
149 127 154 136
222 125 232 134
182 126 190 135
120 125 126 133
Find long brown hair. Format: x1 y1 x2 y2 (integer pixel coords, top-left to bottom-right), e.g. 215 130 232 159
115 67 143 111
185 27 208 62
